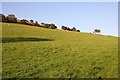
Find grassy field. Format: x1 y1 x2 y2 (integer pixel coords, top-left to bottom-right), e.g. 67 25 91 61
1 22 118 78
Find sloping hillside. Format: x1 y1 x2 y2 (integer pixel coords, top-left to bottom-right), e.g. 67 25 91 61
1 22 118 78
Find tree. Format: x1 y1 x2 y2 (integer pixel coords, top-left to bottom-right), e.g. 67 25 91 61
67 27 71 31
61 26 65 30
77 30 80 32
71 27 76 31
42 23 49 28
30 20 34 23
34 21 39 26
20 19 28 24
94 29 101 33
0 14 6 22
6 14 17 23
41 22 44 24
29 20 35 26
50 23 57 29
61 26 67 30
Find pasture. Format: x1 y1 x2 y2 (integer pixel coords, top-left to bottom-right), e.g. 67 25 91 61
1 22 118 78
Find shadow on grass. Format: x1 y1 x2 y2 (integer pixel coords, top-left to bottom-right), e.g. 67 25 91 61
1 37 54 43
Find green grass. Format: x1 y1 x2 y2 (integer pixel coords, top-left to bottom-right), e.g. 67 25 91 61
1 22 118 78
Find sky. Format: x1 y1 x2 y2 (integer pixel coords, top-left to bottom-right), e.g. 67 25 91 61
2 2 118 36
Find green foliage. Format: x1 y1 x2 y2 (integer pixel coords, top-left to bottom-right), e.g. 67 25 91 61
77 30 80 32
61 26 79 32
6 14 17 23
34 21 39 27
71 27 76 31
61 26 67 30
41 23 57 29
0 13 58 30
19 19 28 24
30 20 34 23
0 14 6 22
94 29 101 33
1 22 118 78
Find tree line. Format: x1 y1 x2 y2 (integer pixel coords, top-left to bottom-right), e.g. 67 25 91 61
0 13 101 33
61 26 80 32
0 14 57 29
0 13 81 32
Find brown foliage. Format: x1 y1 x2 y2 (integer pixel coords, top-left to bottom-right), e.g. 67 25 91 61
7 14 17 23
